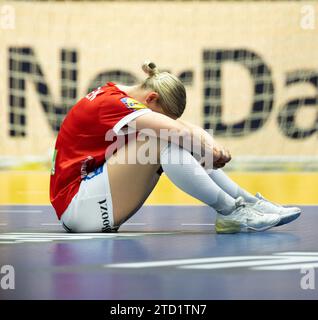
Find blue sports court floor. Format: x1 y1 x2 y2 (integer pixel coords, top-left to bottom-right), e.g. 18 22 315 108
0 205 318 300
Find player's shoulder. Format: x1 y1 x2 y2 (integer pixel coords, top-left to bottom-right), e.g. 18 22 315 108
84 82 149 112
104 83 149 111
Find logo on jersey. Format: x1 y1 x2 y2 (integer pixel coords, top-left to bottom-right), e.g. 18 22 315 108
86 87 104 101
120 97 148 111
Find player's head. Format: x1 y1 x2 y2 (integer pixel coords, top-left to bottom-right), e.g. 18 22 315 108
140 61 186 119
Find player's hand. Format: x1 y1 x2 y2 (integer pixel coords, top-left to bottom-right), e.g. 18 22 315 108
212 143 231 169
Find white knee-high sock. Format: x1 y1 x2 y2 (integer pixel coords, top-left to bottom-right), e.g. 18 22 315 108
160 143 236 215
209 169 257 203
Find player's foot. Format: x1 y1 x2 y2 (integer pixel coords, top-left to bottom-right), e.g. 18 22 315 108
215 197 281 234
252 193 301 227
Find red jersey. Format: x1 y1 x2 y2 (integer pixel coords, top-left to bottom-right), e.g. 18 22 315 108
50 82 151 218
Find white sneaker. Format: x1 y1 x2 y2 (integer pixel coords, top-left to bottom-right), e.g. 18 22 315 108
253 193 301 227
215 197 281 234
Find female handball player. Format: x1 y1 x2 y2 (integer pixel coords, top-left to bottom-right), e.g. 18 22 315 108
50 61 301 234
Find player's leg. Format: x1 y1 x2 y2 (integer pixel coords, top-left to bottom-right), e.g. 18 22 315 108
158 142 280 233
103 136 280 233
108 136 237 228
209 169 257 203
108 138 280 232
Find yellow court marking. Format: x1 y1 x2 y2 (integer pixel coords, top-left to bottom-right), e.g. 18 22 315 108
0 171 317 205
147 173 318 205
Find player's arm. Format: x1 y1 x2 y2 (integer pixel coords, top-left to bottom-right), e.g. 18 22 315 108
130 112 223 167
176 119 231 168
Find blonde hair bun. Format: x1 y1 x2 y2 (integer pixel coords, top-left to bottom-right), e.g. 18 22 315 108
141 60 186 118
142 60 158 77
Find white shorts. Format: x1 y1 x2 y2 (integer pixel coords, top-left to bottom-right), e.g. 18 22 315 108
61 162 117 233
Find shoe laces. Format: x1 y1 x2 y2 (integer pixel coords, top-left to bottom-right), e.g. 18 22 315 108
235 197 264 217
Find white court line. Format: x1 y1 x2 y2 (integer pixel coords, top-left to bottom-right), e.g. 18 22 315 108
104 256 281 269
180 256 318 270
181 223 215 226
0 204 48 207
273 252 318 256
41 223 62 226
0 223 8 226
253 263 318 271
0 209 42 213
124 223 147 225
3 232 173 237
143 204 203 207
